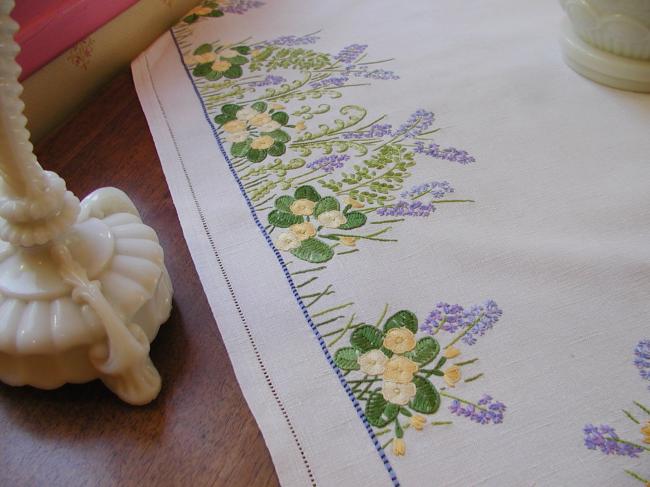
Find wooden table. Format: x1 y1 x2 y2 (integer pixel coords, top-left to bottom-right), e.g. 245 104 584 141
0 71 280 487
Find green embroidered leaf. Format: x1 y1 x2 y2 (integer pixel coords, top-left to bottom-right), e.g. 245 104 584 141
294 185 321 202
268 142 286 157
207 9 224 17
350 325 384 352
274 195 295 212
251 101 268 112
314 197 340 217
234 45 251 55
290 238 334 263
214 113 235 125
334 347 359 371
365 392 400 427
231 140 251 157
409 376 440 414
224 65 243 79
338 211 366 230
268 210 303 228
247 148 267 163
222 104 241 117
383 310 418 334
205 70 222 81
406 337 440 366
192 63 213 76
194 44 214 55
266 129 290 143
227 55 248 65
183 13 199 23
271 111 290 125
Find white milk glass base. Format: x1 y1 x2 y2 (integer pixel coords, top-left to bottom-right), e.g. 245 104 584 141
560 0 650 92
0 2 173 405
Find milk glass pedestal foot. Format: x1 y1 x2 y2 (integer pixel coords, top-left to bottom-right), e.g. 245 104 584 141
560 0 650 93
0 1 173 405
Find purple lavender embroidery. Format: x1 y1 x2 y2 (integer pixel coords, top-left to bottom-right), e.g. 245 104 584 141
341 123 393 140
309 76 349 89
376 200 435 217
335 44 367 64
306 154 349 173
449 395 506 425
248 75 286 87
221 0 264 14
257 33 319 47
584 425 644 457
420 300 502 345
359 68 400 80
401 181 454 199
414 141 476 165
393 109 435 138
634 339 650 388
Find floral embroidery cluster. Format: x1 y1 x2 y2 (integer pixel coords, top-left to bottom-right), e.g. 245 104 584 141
584 339 650 485
174 10 505 458
183 0 263 23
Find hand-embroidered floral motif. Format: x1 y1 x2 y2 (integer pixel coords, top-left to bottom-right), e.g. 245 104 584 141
584 339 650 484
66 37 95 70
173 16 506 459
182 0 263 23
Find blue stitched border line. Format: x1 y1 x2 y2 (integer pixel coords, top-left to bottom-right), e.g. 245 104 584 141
169 29 400 486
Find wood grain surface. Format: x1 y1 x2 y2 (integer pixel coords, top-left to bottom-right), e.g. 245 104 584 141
0 71 280 487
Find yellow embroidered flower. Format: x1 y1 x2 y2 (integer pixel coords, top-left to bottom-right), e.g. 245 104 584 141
184 52 217 65
236 107 259 121
383 356 418 384
259 120 282 132
443 346 461 359
290 222 316 241
290 199 316 216
443 365 461 387
392 438 406 456
249 112 273 127
383 327 417 354
222 120 247 133
344 196 364 208
339 236 357 247
212 60 232 72
270 103 285 110
641 421 650 444
382 380 416 405
357 349 388 375
275 232 300 251
250 135 274 150
224 131 248 143
317 210 347 228
187 6 212 16
295 120 306 132
410 415 426 431
219 48 240 58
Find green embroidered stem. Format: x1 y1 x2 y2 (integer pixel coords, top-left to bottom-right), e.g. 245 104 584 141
304 284 334 307
315 315 345 328
464 373 484 383
292 266 327 275
440 392 489 413
623 409 640 424
348 377 383 385
375 303 389 327
430 199 475 204
370 219 405 225
337 248 359 255
374 428 391 437
625 470 650 484
296 276 318 288
431 317 446 336
320 226 396 242
431 421 453 426
311 302 354 319
327 314 357 347
455 358 478 367
381 438 394 450
445 314 484 349
634 401 650 415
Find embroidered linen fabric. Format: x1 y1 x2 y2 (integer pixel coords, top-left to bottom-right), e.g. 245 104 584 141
131 1 650 485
